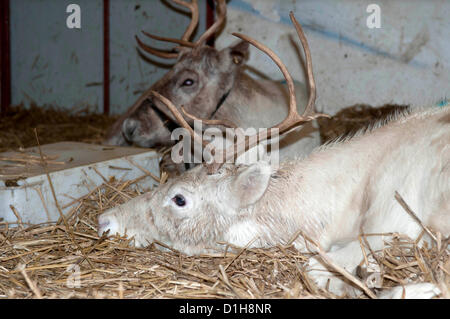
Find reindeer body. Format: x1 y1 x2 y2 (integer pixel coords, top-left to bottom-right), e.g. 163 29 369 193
98 106 449 297
104 0 320 173
207 71 319 159
104 46 319 165
102 2 320 171
255 107 449 248
98 7 448 298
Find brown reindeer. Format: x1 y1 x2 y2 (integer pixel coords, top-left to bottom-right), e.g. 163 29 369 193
104 0 319 173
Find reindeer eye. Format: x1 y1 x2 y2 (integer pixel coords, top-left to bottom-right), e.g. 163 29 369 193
172 194 186 207
181 79 194 87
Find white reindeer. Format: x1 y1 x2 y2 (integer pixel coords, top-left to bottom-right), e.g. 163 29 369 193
98 13 449 299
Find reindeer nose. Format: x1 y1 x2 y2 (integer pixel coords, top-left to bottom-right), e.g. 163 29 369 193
122 118 139 142
98 214 119 237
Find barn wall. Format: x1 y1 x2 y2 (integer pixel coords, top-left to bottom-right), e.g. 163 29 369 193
216 0 450 114
9 0 206 114
10 0 103 112
7 0 450 116
109 0 206 114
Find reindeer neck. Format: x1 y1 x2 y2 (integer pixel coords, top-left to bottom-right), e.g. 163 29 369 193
214 72 292 128
252 121 401 249
251 107 450 249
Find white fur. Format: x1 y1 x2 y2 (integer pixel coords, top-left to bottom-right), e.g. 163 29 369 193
378 283 441 299
223 220 263 247
98 106 449 298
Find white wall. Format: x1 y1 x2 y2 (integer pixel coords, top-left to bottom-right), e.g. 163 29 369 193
9 0 450 115
11 0 103 112
109 0 206 114
216 0 450 114
10 0 206 114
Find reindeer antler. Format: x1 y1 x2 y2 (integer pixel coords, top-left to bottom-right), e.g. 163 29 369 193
136 0 226 59
150 91 211 149
174 0 200 42
181 106 238 128
203 12 329 172
232 13 328 134
152 12 329 173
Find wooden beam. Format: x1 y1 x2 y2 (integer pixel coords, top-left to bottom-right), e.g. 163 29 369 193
103 0 110 114
206 0 215 47
1 0 11 114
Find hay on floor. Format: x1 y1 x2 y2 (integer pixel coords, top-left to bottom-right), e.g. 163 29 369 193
0 104 118 153
0 104 448 299
0 170 448 299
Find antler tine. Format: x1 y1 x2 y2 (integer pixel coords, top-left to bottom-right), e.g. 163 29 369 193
141 31 196 48
231 32 298 132
195 0 227 46
181 106 238 128
205 12 329 170
172 0 199 41
136 0 199 59
232 12 329 133
151 91 209 149
233 33 305 133
151 12 328 174
135 35 179 59
290 12 322 119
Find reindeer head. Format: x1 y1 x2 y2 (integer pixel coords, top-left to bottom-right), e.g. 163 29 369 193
110 0 250 148
98 13 329 254
98 161 274 254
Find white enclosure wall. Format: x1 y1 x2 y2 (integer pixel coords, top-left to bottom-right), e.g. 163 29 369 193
109 0 207 114
9 0 206 114
216 0 450 114
10 0 103 112
8 0 450 115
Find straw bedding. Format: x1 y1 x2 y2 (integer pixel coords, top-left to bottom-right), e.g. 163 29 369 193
0 104 118 153
0 104 448 299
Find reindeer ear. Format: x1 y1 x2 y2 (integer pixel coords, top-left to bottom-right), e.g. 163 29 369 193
227 40 249 66
232 161 271 208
